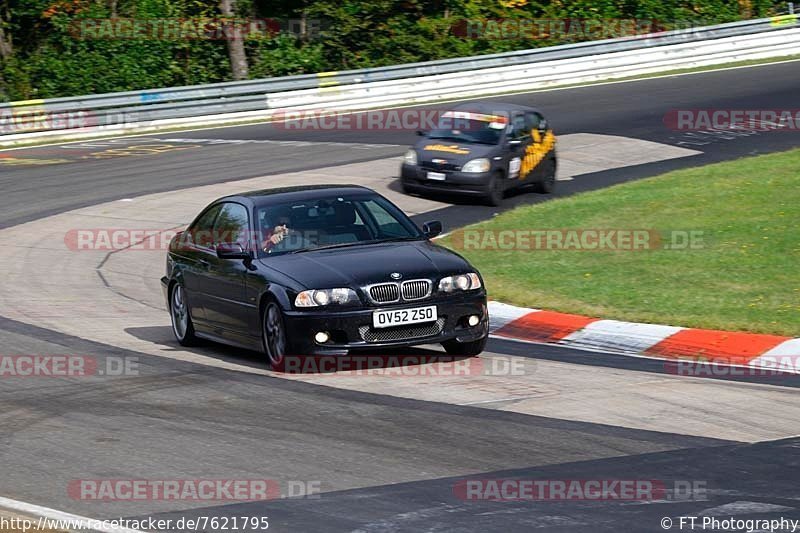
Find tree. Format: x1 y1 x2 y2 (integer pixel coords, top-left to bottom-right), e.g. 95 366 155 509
219 0 248 80
0 3 14 100
0 26 11 60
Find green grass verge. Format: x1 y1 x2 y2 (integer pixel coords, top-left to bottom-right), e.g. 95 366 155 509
439 149 800 336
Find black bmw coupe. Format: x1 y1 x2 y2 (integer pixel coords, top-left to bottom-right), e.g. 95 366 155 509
161 185 489 367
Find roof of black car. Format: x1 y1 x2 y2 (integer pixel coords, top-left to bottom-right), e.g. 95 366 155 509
219 184 375 206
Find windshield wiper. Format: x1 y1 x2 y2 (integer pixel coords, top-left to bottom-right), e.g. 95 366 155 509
288 237 422 254
427 135 464 142
429 135 497 146
370 236 423 244
288 242 370 254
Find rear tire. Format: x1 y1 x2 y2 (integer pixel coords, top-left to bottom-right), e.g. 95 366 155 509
170 282 199 346
442 335 487 357
532 158 556 194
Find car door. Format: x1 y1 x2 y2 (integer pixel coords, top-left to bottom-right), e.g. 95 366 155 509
523 111 556 183
202 202 253 337
179 203 223 324
506 112 533 183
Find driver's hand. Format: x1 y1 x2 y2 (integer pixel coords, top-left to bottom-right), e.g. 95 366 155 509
264 225 289 251
271 224 289 244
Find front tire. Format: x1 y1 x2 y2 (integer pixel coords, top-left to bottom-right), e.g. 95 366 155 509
442 335 487 356
262 302 289 369
170 282 199 346
400 180 415 194
484 172 504 206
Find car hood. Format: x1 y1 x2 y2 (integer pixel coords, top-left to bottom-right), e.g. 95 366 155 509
414 139 498 166
258 240 473 289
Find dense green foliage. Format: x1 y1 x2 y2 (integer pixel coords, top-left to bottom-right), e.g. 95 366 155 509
0 0 787 100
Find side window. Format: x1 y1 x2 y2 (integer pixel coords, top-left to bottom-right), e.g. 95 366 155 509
187 204 222 248
363 200 414 238
527 112 547 134
509 113 530 141
526 112 540 130
213 203 250 248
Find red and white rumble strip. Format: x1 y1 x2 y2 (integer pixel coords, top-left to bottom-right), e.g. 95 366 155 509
487 301 800 374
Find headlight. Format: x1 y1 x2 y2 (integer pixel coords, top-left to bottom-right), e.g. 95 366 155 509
461 158 490 173
403 149 418 165
295 288 358 307
438 273 482 292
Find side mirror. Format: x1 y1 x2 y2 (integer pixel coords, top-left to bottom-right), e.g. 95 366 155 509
216 242 250 260
416 130 427 136
422 220 443 239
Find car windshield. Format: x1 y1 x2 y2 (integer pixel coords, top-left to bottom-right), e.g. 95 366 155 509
256 194 424 257
427 118 504 145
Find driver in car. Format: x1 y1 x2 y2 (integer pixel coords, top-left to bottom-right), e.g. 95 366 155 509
261 207 293 253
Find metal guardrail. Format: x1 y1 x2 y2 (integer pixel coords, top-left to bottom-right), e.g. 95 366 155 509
1 14 798 136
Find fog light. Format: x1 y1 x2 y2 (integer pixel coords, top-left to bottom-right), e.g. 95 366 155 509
467 315 480 327
315 331 330 344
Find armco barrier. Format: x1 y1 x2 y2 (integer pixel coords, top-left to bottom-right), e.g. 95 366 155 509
1 14 798 145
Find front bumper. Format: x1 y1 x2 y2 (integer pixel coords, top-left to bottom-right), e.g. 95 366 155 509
401 163 492 196
282 291 488 355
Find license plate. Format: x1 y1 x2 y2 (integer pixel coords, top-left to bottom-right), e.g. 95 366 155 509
373 305 437 329
426 171 446 181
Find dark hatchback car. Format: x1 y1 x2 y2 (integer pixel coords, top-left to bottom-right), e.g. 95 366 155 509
161 185 489 367
400 102 557 205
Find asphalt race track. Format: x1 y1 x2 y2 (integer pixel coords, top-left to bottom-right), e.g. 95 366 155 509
1 61 799 532
2 60 800 228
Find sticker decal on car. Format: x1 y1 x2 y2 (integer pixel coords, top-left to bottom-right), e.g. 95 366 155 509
423 144 471 155
519 129 556 179
509 157 521 178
